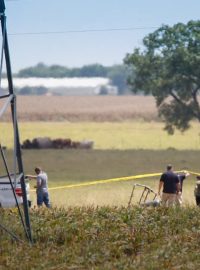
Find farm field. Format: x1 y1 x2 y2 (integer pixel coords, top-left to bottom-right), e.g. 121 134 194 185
1 95 200 206
0 95 158 122
1 96 200 269
1 121 200 150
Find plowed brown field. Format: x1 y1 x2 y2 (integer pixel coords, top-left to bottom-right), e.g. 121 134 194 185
0 95 158 121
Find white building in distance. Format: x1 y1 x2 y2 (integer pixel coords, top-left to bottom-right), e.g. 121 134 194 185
1 77 118 95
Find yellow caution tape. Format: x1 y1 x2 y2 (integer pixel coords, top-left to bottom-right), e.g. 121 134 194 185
29 170 200 192
30 172 163 192
188 171 200 176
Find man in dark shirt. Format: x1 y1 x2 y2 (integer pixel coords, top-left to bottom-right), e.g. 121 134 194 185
158 164 180 206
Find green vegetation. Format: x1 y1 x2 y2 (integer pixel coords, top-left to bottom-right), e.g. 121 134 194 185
125 20 200 133
1 121 200 150
1 206 200 269
17 63 108 78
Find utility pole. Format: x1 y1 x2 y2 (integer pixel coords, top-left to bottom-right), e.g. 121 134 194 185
0 0 32 242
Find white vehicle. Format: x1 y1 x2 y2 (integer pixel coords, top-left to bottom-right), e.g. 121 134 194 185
0 174 31 208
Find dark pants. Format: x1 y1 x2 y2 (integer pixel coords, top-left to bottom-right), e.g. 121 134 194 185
195 196 200 206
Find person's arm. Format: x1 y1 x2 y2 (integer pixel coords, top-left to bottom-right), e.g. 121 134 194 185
158 181 163 196
26 174 37 179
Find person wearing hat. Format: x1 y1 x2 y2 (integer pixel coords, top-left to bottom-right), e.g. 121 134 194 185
158 164 180 206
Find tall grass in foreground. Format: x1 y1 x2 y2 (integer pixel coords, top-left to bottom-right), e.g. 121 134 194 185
1 206 200 269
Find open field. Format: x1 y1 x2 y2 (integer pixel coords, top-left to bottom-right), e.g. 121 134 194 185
0 121 200 150
3 149 200 207
1 96 200 269
0 95 158 121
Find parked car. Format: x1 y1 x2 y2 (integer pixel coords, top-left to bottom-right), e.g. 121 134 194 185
0 174 31 208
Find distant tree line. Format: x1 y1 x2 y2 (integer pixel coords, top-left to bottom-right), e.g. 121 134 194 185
14 63 130 95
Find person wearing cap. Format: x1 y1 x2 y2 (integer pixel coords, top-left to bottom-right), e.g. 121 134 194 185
194 176 200 206
158 164 180 206
26 167 51 208
176 171 190 206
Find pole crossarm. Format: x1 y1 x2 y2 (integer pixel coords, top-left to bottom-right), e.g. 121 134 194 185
0 94 13 118
0 93 11 99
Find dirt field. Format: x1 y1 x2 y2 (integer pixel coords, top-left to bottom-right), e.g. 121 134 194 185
0 95 158 121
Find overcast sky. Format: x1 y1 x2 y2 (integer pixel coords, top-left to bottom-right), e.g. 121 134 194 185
4 0 200 72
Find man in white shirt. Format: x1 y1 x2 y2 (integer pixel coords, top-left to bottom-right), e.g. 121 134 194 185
26 167 50 208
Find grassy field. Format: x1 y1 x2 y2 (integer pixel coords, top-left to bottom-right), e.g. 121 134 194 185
0 121 200 150
25 149 199 207
1 206 200 269
2 149 200 207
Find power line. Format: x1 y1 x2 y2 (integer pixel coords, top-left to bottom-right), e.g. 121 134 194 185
8 26 158 36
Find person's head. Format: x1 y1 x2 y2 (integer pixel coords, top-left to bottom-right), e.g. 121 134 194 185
197 175 200 180
35 167 42 175
166 164 173 171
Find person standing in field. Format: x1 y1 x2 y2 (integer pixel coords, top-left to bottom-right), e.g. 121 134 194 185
26 167 51 208
158 164 180 206
176 171 190 206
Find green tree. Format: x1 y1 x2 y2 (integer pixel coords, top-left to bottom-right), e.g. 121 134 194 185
107 65 129 95
125 20 200 134
18 63 50 77
75 64 108 77
17 63 109 78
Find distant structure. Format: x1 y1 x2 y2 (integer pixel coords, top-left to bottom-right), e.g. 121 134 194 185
1 77 118 95
0 0 32 242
